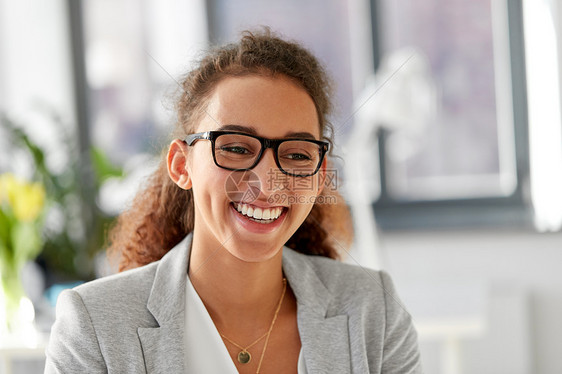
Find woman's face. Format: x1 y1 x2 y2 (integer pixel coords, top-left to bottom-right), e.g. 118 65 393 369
185 74 325 263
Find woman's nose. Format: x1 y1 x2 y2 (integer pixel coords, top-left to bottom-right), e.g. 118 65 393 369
253 148 288 193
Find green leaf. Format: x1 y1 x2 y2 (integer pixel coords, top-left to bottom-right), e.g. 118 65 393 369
0 208 13 247
90 147 124 185
11 221 42 268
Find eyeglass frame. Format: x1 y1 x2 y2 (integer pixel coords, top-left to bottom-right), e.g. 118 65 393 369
184 130 329 177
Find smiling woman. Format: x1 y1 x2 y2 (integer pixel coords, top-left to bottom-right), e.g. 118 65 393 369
45 30 422 373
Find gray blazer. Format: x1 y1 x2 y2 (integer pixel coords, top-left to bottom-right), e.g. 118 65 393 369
45 234 422 373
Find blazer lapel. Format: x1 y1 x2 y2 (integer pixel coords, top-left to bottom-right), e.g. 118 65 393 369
283 248 351 374
138 321 184 373
138 234 193 374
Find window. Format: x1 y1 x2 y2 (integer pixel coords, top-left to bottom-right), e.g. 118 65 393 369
81 0 208 165
368 0 531 229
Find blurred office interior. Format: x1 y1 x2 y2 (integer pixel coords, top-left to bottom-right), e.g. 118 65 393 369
1 0 562 373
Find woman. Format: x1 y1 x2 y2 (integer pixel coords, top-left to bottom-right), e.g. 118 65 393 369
45 30 422 373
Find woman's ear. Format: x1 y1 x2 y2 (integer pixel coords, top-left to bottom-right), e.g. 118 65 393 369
167 139 192 190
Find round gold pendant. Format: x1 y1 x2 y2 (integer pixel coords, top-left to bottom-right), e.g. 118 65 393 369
238 350 251 364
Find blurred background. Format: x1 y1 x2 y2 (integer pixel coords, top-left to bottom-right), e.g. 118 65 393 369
1 0 561 373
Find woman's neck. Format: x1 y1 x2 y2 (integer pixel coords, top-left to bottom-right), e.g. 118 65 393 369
188 234 286 333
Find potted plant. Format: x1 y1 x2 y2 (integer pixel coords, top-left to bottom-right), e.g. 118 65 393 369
0 173 45 337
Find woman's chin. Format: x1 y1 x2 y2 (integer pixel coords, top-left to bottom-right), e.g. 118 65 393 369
226 241 284 263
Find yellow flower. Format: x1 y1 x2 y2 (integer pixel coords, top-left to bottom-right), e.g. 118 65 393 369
0 173 46 222
0 173 18 205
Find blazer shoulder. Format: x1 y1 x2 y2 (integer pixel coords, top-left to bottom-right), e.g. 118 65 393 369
308 255 413 324
305 253 387 288
47 262 161 373
72 261 159 313
287 249 392 303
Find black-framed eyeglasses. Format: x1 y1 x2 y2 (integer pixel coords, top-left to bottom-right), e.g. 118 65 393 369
184 131 329 177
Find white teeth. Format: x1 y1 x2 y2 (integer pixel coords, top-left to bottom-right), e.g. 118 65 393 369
263 209 271 220
233 202 283 221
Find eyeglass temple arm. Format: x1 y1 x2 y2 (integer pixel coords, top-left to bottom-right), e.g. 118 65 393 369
184 132 210 146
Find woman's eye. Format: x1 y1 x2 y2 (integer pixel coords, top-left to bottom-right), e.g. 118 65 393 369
285 153 312 160
220 146 250 154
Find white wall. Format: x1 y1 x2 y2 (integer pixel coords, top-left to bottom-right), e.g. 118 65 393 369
379 229 562 374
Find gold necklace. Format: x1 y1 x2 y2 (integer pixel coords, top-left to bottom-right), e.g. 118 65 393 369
219 278 287 371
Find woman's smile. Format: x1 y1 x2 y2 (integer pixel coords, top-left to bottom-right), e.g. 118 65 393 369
229 201 289 234
232 202 285 222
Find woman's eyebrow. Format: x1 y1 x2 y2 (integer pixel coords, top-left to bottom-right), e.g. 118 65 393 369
217 124 257 134
284 131 316 139
217 124 316 139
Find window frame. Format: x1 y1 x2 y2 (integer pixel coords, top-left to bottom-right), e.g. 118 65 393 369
369 0 532 230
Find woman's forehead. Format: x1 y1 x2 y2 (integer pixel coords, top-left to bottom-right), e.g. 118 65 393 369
197 75 321 138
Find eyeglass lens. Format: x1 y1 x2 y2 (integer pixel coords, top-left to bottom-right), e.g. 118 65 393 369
214 133 321 175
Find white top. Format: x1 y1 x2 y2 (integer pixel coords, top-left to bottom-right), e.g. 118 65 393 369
184 275 307 373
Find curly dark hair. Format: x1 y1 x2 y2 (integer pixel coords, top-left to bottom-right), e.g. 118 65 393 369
108 29 354 271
